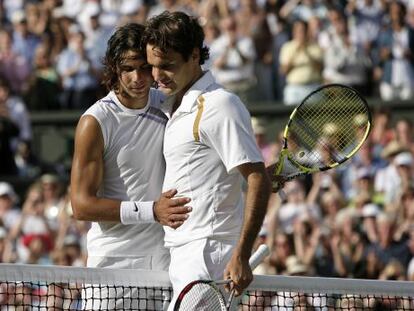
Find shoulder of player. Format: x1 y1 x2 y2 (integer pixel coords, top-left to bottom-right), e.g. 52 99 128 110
201 88 246 115
76 114 102 142
83 93 121 120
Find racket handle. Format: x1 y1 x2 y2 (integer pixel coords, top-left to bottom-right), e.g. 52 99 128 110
226 245 270 310
278 189 287 201
249 244 270 269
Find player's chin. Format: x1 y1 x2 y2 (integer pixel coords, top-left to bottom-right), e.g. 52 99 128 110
129 87 150 96
157 85 176 95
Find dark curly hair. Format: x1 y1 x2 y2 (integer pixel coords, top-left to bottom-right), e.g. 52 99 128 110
142 11 209 65
102 23 146 92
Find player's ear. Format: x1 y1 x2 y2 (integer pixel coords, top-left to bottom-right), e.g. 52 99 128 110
191 48 200 63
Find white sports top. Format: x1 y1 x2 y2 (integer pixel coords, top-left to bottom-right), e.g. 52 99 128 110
162 71 263 247
83 89 168 257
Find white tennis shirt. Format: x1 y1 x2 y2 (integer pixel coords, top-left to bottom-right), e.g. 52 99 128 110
83 89 168 258
162 71 263 247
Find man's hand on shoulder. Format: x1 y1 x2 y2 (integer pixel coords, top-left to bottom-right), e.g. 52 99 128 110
154 189 192 229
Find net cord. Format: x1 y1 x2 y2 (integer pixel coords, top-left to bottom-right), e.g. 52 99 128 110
0 264 412 297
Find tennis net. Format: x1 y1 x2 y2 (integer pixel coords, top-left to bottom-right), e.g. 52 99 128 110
0 263 413 310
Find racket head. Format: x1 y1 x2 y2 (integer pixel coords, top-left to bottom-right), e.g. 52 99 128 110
276 84 371 179
173 280 227 311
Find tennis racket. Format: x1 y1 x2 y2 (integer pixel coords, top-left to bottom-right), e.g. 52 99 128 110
173 244 270 311
273 84 371 188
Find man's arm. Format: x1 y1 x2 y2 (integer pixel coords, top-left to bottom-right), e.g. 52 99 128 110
223 162 271 295
70 115 191 228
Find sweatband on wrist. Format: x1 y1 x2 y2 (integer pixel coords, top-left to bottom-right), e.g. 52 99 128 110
120 201 155 224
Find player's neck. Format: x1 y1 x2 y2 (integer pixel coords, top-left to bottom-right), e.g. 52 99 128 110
172 68 203 114
117 92 149 110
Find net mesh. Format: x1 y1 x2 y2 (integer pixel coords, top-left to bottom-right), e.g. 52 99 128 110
0 264 413 310
285 84 371 174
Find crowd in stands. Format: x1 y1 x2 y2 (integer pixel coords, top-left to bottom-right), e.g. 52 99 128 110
252 108 414 284
0 0 413 296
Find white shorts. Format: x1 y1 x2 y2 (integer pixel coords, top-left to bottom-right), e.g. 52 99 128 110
167 238 236 311
84 253 170 310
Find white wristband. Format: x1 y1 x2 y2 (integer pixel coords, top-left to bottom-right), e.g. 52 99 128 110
120 201 155 224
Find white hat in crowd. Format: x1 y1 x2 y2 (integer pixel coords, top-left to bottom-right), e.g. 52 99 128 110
251 117 266 135
356 167 373 179
394 152 413 167
286 255 307 275
0 182 18 202
362 203 380 218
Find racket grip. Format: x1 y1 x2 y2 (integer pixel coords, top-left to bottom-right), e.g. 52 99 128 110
249 244 270 269
278 189 287 201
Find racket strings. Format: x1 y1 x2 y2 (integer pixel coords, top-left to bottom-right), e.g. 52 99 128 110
287 86 370 170
177 283 226 311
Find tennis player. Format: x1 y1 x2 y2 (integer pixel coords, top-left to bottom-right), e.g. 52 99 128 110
70 23 191 309
143 11 272 308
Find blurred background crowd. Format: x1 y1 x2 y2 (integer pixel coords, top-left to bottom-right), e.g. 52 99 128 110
0 0 413 290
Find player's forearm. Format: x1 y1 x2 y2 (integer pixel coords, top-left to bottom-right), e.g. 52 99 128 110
71 194 121 221
71 194 158 224
235 170 271 260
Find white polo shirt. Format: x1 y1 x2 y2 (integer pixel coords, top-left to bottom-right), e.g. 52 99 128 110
162 71 263 247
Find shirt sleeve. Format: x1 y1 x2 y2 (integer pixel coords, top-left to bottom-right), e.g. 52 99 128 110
199 92 264 174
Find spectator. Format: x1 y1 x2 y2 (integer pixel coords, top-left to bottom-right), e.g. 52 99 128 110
235 0 275 101
0 28 30 95
24 42 62 111
56 24 100 110
61 234 84 266
279 19 323 105
285 255 310 276
10 9 41 66
279 0 328 23
20 233 54 264
376 1 414 101
370 107 395 158
0 110 19 175
82 8 114 80
209 14 257 105
341 141 385 201
275 179 321 235
147 0 192 18
379 258 406 280
0 182 20 231
405 225 414 280
374 140 408 204
251 117 278 166
14 140 43 178
394 117 414 154
292 213 322 267
39 174 64 234
267 231 295 274
360 202 381 246
322 8 372 96
319 6 347 50
393 187 414 242
307 172 344 230
24 2 49 37
8 182 52 263
0 226 13 263
369 212 411 267
330 208 366 277
269 16 290 101
345 0 386 56
0 75 31 151
44 15 68 64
